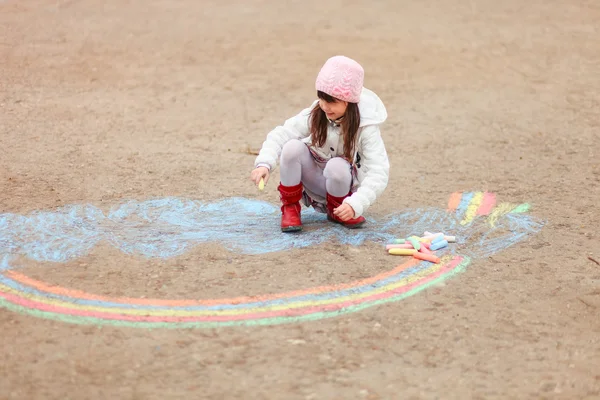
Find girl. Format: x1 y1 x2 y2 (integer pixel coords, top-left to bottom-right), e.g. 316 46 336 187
250 55 390 232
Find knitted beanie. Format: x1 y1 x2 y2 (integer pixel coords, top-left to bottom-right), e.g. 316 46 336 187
315 56 364 103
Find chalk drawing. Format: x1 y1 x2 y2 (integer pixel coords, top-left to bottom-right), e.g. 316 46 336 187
0 191 544 328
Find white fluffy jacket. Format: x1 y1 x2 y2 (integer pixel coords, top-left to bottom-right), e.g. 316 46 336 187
254 88 390 218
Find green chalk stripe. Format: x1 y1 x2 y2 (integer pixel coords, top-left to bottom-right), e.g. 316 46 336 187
510 203 530 213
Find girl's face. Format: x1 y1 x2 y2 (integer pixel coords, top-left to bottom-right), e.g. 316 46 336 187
319 97 348 121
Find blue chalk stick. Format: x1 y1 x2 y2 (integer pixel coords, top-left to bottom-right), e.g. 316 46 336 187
431 234 446 245
430 240 448 251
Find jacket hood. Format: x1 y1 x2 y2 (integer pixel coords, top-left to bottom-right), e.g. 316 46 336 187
358 87 387 127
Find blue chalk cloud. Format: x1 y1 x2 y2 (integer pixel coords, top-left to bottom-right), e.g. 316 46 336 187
0 195 545 268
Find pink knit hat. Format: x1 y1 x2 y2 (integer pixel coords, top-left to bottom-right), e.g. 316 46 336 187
315 55 364 103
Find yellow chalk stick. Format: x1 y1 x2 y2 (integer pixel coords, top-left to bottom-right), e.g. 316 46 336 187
386 244 413 250
388 248 417 256
258 178 265 191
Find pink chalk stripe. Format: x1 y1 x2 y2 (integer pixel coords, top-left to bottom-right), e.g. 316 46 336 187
476 192 496 215
7 260 419 306
0 258 463 323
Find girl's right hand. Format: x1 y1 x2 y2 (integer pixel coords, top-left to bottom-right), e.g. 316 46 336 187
250 166 270 186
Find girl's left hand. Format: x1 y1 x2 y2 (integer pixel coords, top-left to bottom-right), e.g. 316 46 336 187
333 203 356 221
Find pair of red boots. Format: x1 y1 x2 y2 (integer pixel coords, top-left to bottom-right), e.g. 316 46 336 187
278 182 365 232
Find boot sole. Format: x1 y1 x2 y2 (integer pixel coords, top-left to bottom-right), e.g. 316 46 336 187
327 215 365 229
282 225 303 233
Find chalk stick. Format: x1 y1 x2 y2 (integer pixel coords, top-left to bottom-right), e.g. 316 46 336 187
424 231 442 238
430 233 445 242
423 234 442 242
407 237 421 251
386 244 413 250
419 246 432 255
413 252 440 263
391 238 406 244
258 178 265 191
431 238 445 247
420 241 431 249
444 236 456 243
388 248 417 256
430 240 448 251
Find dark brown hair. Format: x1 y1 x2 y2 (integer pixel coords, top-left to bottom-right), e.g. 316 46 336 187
309 91 361 161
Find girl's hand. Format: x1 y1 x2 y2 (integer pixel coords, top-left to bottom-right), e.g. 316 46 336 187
250 167 270 186
333 203 356 221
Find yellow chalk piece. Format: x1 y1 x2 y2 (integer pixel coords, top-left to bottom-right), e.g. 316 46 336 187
388 248 417 256
258 178 265 191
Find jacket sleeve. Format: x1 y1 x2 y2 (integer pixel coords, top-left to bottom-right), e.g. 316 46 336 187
254 104 314 170
343 125 390 217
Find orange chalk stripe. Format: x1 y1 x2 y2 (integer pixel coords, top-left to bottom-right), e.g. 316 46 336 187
413 252 440 263
448 192 462 211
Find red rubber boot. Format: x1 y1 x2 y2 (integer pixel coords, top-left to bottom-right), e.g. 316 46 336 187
326 192 366 229
278 182 303 232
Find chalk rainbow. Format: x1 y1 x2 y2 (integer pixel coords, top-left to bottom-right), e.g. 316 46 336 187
447 191 528 228
0 190 544 328
0 255 470 328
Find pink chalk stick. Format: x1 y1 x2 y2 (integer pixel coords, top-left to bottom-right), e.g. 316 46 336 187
419 246 432 255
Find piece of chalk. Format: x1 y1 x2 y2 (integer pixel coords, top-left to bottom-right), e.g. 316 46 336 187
422 234 439 241
413 252 440 263
444 236 456 243
419 245 432 255
386 244 413 250
258 178 265 191
430 240 448 251
391 238 406 244
407 237 421 251
420 241 431 249
431 238 445 247
424 231 442 238
430 233 445 242
388 248 417 256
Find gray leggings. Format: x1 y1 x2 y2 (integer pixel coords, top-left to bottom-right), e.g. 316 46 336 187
279 139 352 197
